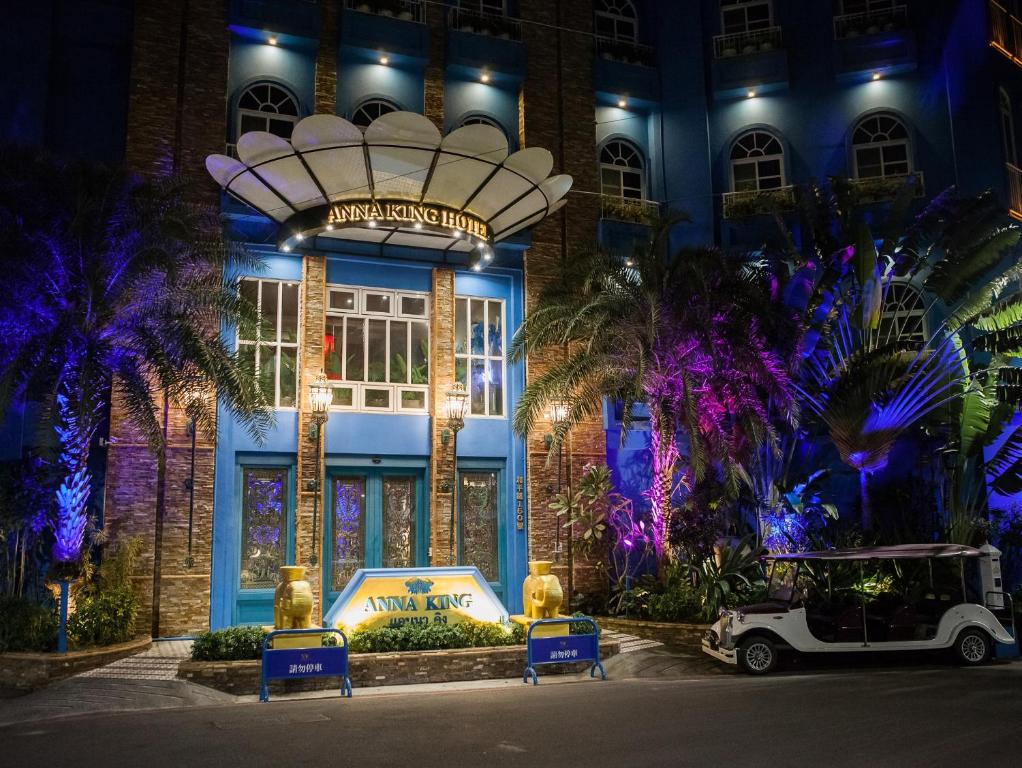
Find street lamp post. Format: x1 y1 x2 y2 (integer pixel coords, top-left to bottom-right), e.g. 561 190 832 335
308 371 332 568
442 382 469 565
546 400 572 607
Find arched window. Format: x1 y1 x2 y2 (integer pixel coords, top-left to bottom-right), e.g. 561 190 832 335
730 130 785 192
599 140 645 201
459 114 503 131
350 99 399 129
878 282 926 343
237 82 299 140
1001 88 1017 166
595 0 638 42
852 113 911 179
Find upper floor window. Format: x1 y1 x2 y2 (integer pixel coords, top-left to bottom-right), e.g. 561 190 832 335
324 285 430 413
840 0 896 15
878 282 926 344
600 140 645 201
238 278 300 409
459 0 506 15
595 0 638 43
852 113 911 179
459 114 505 132
1002 88 1018 167
730 130 785 192
721 0 773 35
455 297 505 417
237 83 299 140
351 99 399 129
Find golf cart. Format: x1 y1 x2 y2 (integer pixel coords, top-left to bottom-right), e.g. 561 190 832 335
702 543 1016 674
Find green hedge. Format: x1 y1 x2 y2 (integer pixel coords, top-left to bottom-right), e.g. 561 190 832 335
189 620 526 661
0 596 58 653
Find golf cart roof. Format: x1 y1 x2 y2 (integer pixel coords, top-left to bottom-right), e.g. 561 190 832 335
768 544 984 561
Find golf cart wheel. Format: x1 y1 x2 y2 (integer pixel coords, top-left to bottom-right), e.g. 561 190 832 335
737 636 778 675
954 628 991 666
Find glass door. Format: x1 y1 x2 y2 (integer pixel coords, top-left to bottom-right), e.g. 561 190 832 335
325 470 425 607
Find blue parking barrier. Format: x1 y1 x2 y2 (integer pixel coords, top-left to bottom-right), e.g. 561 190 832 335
523 616 607 686
260 627 353 703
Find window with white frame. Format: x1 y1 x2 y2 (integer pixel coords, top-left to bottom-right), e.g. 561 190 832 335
600 140 645 201
595 0 638 43
878 282 926 344
459 114 504 132
238 278 300 409
324 286 430 413
237 83 300 140
852 113 912 179
1001 88 1018 167
351 99 399 129
720 0 773 35
730 130 785 192
455 297 505 417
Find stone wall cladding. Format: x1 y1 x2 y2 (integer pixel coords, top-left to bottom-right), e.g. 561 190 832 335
296 256 327 619
178 638 620 695
519 1 607 603
429 268 457 565
315 1 340 115
0 637 152 691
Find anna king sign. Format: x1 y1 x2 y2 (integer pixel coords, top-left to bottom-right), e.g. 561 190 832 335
323 567 508 633
328 201 490 241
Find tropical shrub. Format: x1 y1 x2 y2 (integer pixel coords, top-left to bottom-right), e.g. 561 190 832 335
190 626 269 661
696 535 767 620
0 595 58 652
67 538 143 647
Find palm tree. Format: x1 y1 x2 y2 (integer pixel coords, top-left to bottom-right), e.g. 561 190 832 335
0 148 273 581
509 218 796 562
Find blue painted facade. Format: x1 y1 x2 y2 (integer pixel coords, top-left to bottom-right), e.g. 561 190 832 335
6 0 1022 631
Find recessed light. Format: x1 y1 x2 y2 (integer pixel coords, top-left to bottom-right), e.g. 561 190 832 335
380 54 390 65
295 232 304 241
625 259 633 267
747 89 757 98
472 262 483 271
872 71 881 81
483 251 493 261
282 244 292 252
413 221 423 230
453 228 462 237
267 36 278 46
325 223 334 231
481 72 491 83
618 98 627 108
368 220 377 228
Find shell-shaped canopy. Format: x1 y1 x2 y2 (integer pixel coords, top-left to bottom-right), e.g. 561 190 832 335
205 111 573 253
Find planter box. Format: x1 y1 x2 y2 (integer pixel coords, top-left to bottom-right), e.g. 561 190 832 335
0 636 152 691
179 639 620 695
597 617 710 648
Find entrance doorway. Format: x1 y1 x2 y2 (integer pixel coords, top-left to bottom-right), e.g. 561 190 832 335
323 469 427 610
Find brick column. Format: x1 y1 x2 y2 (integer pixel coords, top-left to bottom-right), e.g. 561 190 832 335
429 268 457 565
423 1 447 129
520 0 606 601
296 255 327 618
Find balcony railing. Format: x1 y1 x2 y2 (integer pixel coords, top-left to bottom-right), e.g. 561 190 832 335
595 36 657 67
600 196 661 225
1007 163 1022 221
990 0 1022 66
833 4 908 40
713 26 783 58
722 186 796 220
448 8 522 41
848 171 924 204
345 0 424 24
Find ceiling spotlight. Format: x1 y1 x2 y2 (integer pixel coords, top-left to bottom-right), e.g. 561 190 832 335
413 221 423 230
483 250 493 261
617 98 627 108
872 71 881 81
325 223 334 231
295 232 304 241
453 228 462 238
282 244 292 253
380 54 390 65
368 220 377 228
747 89 757 98
267 36 278 46
472 262 483 272
480 72 491 83
625 259 633 267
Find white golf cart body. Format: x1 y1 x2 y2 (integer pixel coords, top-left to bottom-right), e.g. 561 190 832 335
703 544 1016 671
